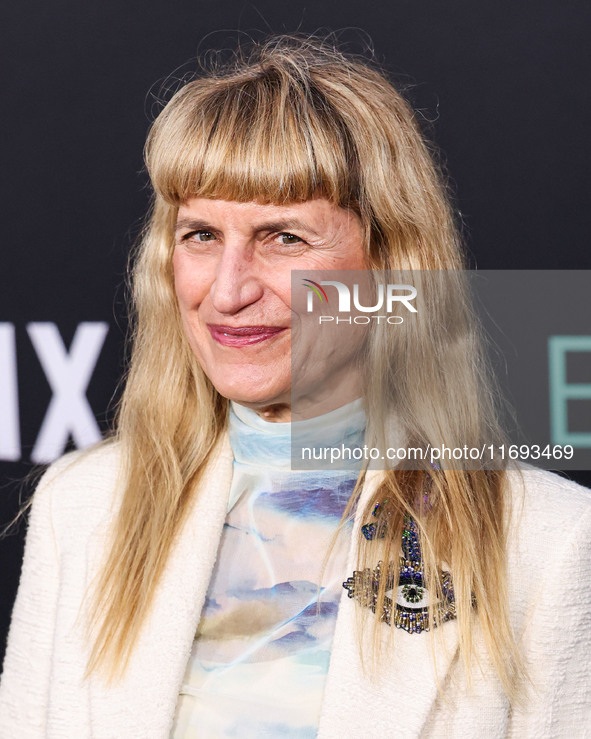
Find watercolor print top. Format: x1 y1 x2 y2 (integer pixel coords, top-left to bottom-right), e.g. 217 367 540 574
171 399 366 738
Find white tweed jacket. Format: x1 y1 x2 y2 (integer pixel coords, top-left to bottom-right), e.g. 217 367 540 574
1 437 590 738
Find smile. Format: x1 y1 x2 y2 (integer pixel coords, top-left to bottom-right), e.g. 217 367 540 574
207 324 288 347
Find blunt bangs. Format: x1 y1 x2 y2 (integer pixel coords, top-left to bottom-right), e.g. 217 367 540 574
145 69 361 208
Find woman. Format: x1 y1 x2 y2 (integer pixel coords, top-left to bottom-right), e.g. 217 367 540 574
1 35 590 737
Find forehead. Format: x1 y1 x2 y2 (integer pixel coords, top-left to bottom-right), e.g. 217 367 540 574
176 197 362 233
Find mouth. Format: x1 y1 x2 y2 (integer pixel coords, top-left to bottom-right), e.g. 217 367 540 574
207 324 288 347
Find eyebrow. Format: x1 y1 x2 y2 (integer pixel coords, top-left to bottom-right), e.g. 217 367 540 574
174 217 320 237
175 218 213 233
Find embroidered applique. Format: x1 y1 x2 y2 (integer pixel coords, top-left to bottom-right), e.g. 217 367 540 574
343 513 457 634
360 499 389 541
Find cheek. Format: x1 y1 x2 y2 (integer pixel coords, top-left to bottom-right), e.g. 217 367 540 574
273 277 293 310
172 252 209 310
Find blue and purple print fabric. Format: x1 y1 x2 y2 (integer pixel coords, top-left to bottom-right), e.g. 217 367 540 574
171 399 365 738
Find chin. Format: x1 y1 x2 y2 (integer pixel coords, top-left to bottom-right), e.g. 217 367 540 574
222 391 290 408
211 378 289 407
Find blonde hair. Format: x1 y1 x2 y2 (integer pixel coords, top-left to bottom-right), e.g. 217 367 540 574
86 34 525 702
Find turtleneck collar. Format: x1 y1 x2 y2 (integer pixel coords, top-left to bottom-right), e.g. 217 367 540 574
228 398 366 470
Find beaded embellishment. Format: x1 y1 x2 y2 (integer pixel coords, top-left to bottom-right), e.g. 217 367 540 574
343 511 458 634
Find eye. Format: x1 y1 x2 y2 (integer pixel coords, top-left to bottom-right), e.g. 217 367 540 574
181 229 216 242
395 582 430 609
192 230 216 242
385 575 431 611
278 232 303 245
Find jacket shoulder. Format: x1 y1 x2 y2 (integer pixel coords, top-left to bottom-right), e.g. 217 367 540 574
34 440 124 541
506 466 591 531
505 467 591 591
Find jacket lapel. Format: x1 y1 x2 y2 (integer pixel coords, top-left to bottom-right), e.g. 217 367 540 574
88 435 234 739
318 471 461 738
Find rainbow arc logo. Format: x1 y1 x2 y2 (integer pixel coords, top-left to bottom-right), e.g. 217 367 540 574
302 278 329 303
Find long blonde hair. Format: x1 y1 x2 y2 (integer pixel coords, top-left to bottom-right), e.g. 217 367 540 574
86 34 525 702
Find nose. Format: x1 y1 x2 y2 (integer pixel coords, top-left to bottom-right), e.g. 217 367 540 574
209 244 264 315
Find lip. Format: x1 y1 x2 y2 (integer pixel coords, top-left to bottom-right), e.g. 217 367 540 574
207 324 288 347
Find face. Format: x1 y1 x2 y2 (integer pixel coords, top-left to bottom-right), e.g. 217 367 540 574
173 197 367 417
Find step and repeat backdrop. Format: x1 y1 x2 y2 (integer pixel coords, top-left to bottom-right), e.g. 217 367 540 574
1 0 590 667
